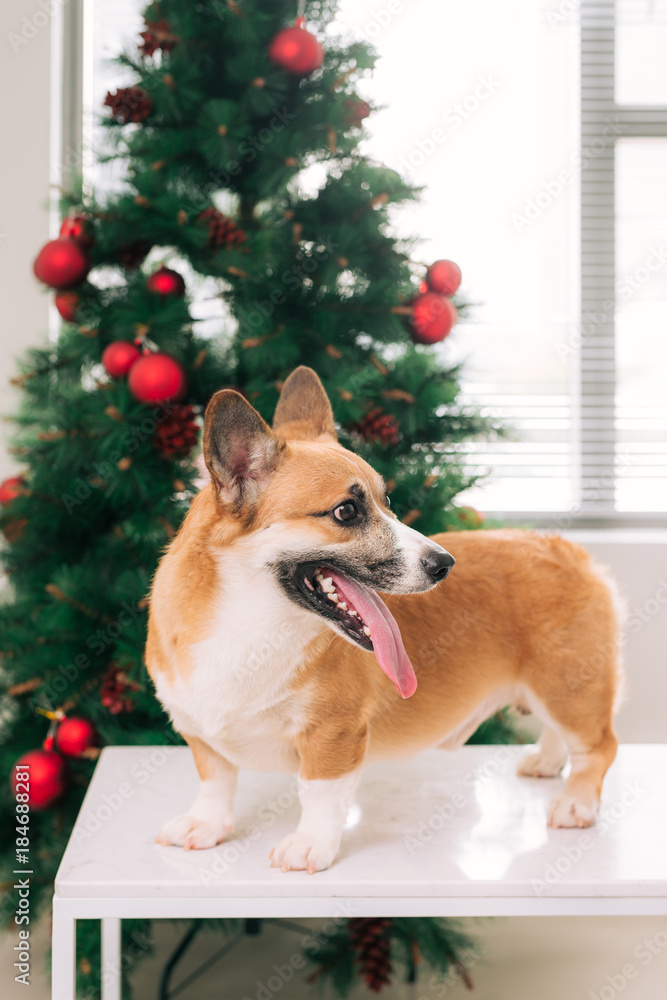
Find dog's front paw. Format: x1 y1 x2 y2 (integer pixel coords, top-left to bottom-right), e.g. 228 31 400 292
270 830 340 874
547 792 597 829
155 813 232 850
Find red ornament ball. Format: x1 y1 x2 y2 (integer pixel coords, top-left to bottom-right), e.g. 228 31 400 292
146 265 186 298
33 238 90 290
54 717 97 757
268 19 324 76
59 214 95 248
11 749 68 810
102 340 141 379
410 292 458 344
426 259 462 297
54 291 80 323
0 476 25 505
128 352 187 404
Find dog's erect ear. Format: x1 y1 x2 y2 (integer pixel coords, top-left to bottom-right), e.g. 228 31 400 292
203 390 285 511
272 366 337 442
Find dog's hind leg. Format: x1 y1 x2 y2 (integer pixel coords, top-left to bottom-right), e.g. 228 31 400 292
517 675 618 828
517 550 622 828
517 725 568 778
546 725 618 828
517 691 618 827
156 734 238 850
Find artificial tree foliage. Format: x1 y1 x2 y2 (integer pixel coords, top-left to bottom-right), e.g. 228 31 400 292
0 0 511 994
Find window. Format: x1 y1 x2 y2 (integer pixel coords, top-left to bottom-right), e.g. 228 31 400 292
341 0 667 519
615 137 667 512
69 0 667 519
338 0 580 514
578 0 667 518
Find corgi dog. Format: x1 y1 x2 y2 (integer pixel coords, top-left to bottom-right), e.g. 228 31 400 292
146 367 621 874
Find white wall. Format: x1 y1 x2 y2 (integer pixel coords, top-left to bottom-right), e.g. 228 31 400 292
564 531 667 743
0 1 53 481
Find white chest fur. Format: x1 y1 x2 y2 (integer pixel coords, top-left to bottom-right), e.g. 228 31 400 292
153 541 324 773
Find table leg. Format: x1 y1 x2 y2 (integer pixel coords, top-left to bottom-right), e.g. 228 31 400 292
51 896 75 1000
101 917 122 1000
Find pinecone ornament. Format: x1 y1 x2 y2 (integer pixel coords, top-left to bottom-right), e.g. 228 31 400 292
104 87 153 124
357 408 400 446
117 239 151 270
153 405 199 458
139 18 178 57
198 208 246 250
348 918 393 993
100 664 141 714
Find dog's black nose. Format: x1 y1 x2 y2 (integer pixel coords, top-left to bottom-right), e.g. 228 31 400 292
421 549 455 582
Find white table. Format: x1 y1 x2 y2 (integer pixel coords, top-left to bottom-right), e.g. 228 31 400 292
52 744 667 1000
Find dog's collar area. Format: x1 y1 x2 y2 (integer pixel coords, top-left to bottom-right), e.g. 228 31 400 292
296 563 374 650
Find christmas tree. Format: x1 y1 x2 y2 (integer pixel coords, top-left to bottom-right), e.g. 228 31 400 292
0 0 511 994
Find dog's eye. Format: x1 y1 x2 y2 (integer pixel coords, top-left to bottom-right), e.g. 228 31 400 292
333 501 358 523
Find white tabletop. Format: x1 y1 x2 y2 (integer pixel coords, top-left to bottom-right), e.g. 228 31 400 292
54 745 667 916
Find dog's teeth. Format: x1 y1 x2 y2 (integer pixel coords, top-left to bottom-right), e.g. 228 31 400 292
314 572 323 583
320 577 334 592
349 610 357 617
338 601 348 611
327 593 339 603
363 626 372 637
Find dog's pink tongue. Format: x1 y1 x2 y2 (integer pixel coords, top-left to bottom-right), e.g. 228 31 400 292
329 571 417 699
